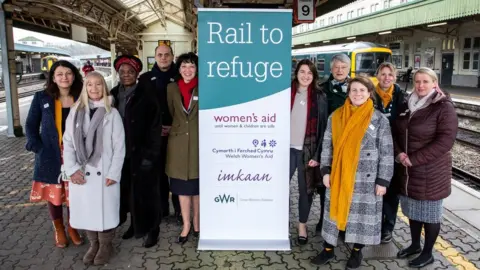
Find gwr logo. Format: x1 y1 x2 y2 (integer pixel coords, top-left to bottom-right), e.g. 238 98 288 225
214 194 235 204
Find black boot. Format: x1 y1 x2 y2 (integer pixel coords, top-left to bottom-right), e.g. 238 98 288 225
310 248 334 266
122 219 134 240
381 231 393 244
346 249 363 269
143 227 159 248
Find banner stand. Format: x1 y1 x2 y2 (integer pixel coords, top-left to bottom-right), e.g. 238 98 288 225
197 8 292 251
198 239 291 251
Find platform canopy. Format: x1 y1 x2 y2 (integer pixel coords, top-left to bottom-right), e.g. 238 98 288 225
0 42 71 56
2 0 353 53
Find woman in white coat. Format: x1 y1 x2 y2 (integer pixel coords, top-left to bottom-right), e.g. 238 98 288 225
63 71 125 266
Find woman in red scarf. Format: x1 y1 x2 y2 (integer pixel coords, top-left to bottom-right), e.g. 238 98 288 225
290 59 328 245
165 52 200 244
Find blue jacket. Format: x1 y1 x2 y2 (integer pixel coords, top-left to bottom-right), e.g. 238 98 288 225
25 91 75 184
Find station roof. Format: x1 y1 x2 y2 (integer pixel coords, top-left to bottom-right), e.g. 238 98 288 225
3 0 354 53
0 42 71 56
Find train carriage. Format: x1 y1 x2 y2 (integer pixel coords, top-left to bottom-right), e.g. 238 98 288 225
40 55 82 78
292 42 392 85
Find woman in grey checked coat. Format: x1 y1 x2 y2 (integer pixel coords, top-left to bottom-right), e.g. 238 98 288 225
310 75 394 269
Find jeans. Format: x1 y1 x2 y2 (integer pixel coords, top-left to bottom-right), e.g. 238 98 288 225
290 148 313 223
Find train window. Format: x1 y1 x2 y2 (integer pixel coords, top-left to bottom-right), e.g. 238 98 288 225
356 53 375 71
356 52 392 76
317 59 325 72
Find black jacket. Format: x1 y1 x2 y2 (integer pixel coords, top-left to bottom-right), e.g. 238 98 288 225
111 73 164 237
373 83 407 126
142 63 178 127
320 75 348 115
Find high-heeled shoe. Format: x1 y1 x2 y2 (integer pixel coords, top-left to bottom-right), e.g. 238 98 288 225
177 232 190 244
193 231 200 238
297 235 308 245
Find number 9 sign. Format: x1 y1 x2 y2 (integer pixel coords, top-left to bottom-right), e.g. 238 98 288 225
294 0 316 23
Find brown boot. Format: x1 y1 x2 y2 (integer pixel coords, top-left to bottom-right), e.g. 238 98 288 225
94 229 115 265
52 219 68 248
83 231 99 265
67 223 84 246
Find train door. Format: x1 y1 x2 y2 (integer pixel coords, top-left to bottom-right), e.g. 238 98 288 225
441 53 454 85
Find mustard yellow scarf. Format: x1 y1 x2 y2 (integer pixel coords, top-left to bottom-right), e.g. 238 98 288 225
54 98 72 148
330 98 374 231
375 84 394 108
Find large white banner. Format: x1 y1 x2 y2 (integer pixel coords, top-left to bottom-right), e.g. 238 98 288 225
198 8 292 251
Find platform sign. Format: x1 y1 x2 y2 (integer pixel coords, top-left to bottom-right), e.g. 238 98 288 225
197 8 292 251
294 0 316 23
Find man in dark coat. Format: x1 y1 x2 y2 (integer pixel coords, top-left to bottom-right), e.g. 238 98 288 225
110 55 164 248
140 44 182 224
315 53 351 233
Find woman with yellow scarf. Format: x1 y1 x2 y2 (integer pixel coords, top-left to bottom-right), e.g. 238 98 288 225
374 62 407 244
26 60 84 248
310 75 394 269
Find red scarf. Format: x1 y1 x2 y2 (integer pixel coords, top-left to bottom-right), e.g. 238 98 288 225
290 81 318 136
178 77 198 110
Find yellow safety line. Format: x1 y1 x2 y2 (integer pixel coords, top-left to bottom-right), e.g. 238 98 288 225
397 209 479 270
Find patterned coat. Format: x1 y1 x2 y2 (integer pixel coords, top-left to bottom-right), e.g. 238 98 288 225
320 109 394 246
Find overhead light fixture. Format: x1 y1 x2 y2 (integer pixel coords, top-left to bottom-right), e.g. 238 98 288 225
379 31 392 35
427 22 447 27
323 40 330 43
347 36 356 40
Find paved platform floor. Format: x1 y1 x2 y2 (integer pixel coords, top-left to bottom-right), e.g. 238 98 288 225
1 135 480 269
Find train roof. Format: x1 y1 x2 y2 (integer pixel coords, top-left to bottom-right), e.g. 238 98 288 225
292 42 389 55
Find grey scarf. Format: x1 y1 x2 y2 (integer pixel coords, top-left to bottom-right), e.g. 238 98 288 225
117 84 137 118
73 101 106 167
407 88 436 113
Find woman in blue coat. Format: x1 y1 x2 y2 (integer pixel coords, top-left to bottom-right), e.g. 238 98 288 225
25 60 84 248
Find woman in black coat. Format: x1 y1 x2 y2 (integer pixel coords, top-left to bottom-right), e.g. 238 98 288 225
110 55 164 248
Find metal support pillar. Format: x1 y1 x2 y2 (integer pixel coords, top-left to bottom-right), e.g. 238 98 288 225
109 39 117 87
137 40 144 72
0 2 23 137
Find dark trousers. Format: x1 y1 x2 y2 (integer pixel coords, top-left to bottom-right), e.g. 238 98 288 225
119 158 131 226
381 185 399 233
317 185 326 230
159 136 180 216
290 148 313 223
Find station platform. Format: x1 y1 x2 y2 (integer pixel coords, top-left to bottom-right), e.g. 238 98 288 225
0 134 479 269
398 82 480 104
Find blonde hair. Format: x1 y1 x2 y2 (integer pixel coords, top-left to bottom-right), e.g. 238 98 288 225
376 62 397 81
414 67 438 83
77 71 111 113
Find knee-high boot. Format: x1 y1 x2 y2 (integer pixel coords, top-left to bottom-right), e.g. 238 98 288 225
83 231 99 265
52 219 68 248
94 230 115 265
67 222 84 246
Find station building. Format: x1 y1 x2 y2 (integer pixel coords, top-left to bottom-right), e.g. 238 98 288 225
292 0 480 88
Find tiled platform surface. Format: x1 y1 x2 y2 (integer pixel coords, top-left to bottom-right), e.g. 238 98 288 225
0 135 479 270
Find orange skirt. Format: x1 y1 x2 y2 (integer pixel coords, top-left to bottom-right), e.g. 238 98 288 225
30 181 70 206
